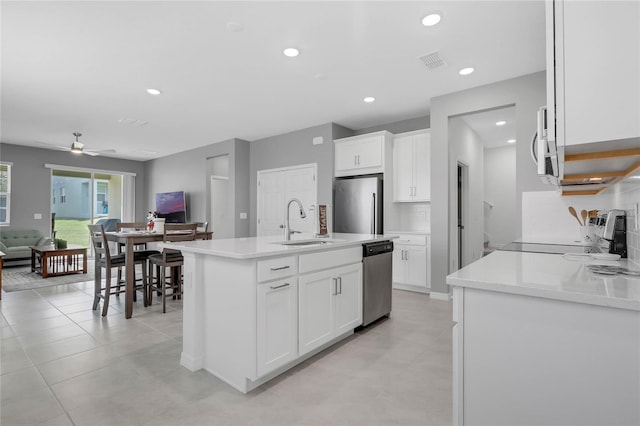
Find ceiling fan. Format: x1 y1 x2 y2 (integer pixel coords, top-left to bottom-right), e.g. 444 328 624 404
60 132 115 156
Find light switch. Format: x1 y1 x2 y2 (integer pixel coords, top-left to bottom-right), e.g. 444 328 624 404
240 212 247 219
34 213 42 220
312 136 323 145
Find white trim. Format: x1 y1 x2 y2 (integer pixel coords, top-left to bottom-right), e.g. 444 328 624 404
429 291 451 301
45 163 136 177
0 161 14 166
257 162 317 175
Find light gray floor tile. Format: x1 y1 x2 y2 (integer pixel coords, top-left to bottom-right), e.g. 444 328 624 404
0 287 453 425
25 334 99 365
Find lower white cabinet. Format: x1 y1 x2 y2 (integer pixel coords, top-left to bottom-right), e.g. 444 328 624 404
256 278 298 377
392 234 429 292
299 262 362 356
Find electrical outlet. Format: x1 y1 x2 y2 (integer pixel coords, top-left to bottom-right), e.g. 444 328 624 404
635 203 639 230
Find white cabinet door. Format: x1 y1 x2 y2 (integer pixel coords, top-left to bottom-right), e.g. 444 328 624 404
257 278 298 377
334 133 385 176
552 0 640 146
333 263 363 336
392 130 430 202
413 132 430 201
405 245 427 288
392 247 405 283
298 269 334 356
393 136 414 202
299 262 362 356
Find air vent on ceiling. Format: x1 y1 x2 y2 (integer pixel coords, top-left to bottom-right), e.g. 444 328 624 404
418 51 446 70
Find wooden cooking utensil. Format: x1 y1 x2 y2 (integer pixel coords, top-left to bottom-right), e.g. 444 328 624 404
568 206 583 226
580 209 588 226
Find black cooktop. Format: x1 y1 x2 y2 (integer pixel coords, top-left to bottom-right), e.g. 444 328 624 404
498 242 600 255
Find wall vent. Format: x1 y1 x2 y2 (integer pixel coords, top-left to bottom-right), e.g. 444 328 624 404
418 51 446 70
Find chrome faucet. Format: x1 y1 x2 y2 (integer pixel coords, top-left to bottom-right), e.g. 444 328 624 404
284 198 306 240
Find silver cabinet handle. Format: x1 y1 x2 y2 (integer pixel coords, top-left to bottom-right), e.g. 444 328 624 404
270 265 290 271
338 276 342 294
332 277 338 295
270 282 290 290
405 250 409 261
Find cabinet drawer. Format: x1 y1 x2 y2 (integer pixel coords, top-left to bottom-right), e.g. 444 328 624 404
257 256 298 282
299 247 362 274
394 235 427 246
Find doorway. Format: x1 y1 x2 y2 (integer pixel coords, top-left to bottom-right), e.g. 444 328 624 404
457 162 469 269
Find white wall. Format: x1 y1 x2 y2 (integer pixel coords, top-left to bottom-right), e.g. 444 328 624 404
430 71 547 296
449 116 485 266
484 145 517 248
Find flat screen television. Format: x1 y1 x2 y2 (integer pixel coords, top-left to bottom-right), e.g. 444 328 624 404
155 191 187 223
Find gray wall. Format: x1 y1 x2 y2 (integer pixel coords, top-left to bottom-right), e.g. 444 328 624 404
484 146 517 248
249 123 338 236
145 138 251 238
0 143 146 236
430 71 547 296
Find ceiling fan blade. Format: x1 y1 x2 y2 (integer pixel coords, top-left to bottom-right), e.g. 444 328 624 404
84 151 100 156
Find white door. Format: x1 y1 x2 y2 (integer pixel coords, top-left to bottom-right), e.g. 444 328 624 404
298 269 334 356
257 170 285 236
284 166 316 235
392 246 406 283
256 278 298 377
257 164 317 237
210 175 231 238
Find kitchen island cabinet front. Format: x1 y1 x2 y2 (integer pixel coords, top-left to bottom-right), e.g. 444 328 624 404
173 234 391 393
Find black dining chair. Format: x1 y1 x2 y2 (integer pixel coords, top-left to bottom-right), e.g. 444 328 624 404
146 223 197 313
88 224 150 316
115 222 160 293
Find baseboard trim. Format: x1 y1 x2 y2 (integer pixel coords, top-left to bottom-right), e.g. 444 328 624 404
429 291 450 301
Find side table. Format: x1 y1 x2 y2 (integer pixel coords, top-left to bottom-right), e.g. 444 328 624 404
30 245 87 278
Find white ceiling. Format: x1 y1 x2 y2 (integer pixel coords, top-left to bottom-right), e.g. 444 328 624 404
460 106 517 149
1 1 546 161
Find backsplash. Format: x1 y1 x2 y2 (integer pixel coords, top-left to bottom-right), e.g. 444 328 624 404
522 189 639 266
395 203 430 233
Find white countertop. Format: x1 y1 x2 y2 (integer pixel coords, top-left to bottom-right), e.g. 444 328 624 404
447 251 640 311
163 233 398 260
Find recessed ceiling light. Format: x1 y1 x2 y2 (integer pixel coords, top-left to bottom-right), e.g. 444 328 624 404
283 48 299 57
422 13 442 27
507 139 516 144
226 22 244 32
496 121 506 126
459 67 474 76
146 88 161 95
363 97 376 103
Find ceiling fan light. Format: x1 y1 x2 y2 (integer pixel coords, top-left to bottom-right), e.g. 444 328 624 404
70 141 83 154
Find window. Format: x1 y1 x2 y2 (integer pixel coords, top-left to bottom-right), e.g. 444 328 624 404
60 187 66 204
0 163 12 225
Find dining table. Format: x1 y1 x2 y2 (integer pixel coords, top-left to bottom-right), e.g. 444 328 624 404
105 230 213 318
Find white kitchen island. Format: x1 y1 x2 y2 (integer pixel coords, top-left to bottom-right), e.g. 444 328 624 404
166 233 395 393
447 251 640 426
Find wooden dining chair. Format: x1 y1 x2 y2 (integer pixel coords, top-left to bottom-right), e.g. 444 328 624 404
146 223 197 313
115 222 159 292
88 224 150 316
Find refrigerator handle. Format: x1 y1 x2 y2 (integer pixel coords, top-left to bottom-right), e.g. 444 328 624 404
371 193 376 234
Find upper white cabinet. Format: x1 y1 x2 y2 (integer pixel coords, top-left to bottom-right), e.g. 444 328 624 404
547 0 640 147
393 130 430 202
334 131 392 177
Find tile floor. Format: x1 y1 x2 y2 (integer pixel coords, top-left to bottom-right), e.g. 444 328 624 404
1 279 453 426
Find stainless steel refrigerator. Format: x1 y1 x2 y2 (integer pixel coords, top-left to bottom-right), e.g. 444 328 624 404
334 174 383 234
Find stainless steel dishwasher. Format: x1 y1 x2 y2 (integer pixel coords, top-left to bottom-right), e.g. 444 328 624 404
362 240 394 326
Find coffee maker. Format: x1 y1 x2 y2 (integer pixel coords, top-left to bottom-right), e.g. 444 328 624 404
602 209 627 258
